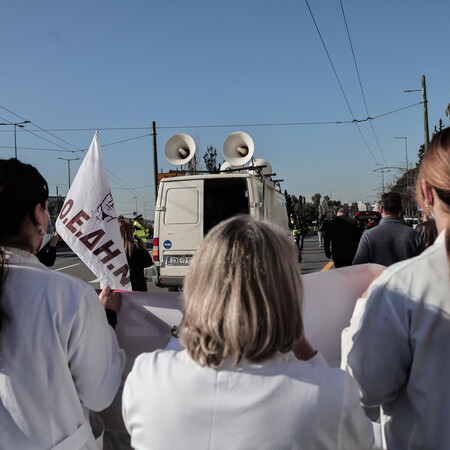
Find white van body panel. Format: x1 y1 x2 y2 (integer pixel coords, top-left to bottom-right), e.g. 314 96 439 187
152 173 288 289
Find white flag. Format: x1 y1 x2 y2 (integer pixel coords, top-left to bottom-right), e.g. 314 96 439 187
56 133 131 290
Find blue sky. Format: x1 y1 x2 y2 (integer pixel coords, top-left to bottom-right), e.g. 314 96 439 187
1 0 449 217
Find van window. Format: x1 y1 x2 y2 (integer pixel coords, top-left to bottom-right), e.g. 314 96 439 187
204 178 249 235
165 187 199 224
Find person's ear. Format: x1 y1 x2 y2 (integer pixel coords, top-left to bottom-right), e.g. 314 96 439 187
420 178 434 206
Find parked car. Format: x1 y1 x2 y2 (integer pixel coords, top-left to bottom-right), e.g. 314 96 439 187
355 211 382 231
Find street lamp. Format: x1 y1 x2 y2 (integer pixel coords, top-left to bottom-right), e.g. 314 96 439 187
0 120 31 159
132 196 138 216
394 137 409 187
58 157 80 189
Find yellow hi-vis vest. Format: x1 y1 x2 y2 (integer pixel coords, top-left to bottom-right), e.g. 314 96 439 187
134 221 149 244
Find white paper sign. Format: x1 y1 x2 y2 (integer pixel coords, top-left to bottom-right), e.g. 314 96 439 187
56 133 131 290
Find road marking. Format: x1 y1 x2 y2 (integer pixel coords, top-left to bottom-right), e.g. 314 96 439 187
321 261 334 271
54 263 81 272
88 278 101 284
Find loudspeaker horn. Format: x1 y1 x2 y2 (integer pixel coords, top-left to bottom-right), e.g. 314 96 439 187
164 133 196 165
223 132 254 166
219 161 244 173
248 158 272 175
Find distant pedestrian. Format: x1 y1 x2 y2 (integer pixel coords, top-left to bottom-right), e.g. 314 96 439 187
120 219 153 291
299 219 307 251
415 216 438 247
352 192 426 266
323 206 361 268
289 214 303 262
316 217 326 247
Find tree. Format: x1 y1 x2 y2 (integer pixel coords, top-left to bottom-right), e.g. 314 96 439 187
302 203 317 224
432 118 445 136
311 193 321 208
417 144 426 165
445 103 450 118
294 195 306 216
203 145 218 173
391 167 419 216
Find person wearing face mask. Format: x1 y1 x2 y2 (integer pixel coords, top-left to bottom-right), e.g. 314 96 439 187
0 158 126 449
36 223 60 267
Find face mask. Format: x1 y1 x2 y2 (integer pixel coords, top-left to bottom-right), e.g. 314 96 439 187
38 208 55 252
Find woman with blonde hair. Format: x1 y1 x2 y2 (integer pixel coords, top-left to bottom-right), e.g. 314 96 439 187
343 128 450 449
119 219 152 291
122 215 373 449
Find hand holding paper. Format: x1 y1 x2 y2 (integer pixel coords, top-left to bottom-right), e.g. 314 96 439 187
99 286 122 314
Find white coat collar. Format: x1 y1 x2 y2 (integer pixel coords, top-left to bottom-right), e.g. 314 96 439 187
1 246 40 265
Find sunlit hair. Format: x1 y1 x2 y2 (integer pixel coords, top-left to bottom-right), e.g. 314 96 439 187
118 219 137 258
180 215 304 368
415 128 450 260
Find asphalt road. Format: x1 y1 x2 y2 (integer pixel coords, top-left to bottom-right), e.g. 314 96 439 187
52 249 166 292
51 233 331 289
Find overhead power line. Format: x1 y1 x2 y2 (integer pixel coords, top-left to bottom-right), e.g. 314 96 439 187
304 0 379 164
0 105 153 209
0 105 422 136
339 0 387 166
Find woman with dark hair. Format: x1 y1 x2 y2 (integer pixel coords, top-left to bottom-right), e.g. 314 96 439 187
343 128 450 449
122 215 374 449
119 219 152 291
0 159 125 449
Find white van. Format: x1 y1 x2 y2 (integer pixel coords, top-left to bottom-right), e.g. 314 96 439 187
151 172 289 290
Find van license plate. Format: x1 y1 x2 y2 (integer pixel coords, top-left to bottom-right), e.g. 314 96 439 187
167 256 192 266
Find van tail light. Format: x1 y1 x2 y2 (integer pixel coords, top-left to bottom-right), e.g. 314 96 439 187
153 238 159 262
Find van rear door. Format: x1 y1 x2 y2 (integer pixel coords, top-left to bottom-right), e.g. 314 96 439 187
158 179 204 281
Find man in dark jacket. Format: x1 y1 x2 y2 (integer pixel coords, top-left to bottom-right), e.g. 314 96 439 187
323 205 361 268
352 192 425 266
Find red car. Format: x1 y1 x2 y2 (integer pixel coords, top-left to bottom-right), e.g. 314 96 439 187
355 211 382 231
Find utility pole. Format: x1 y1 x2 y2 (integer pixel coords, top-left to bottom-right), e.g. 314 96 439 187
403 75 430 151
0 120 30 159
57 157 80 189
422 75 430 150
56 185 59 215
152 121 159 205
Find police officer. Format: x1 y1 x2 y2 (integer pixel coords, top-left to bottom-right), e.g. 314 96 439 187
133 214 149 248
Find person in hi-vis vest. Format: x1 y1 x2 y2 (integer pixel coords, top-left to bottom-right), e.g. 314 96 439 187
134 214 149 247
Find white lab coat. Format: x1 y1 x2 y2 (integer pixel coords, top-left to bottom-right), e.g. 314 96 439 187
342 231 450 450
0 247 125 449
122 348 374 449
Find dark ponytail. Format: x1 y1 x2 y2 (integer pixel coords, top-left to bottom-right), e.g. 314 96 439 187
0 159 49 330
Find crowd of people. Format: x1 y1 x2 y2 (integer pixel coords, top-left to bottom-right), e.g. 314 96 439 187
0 128 449 449
320 191 427 268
